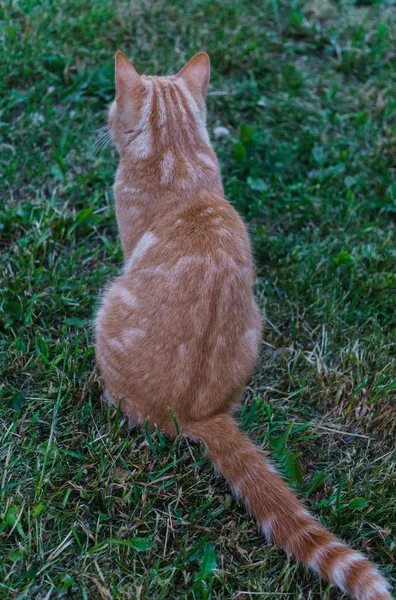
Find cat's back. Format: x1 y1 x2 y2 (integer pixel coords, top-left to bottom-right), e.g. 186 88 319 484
169 193 251 260
126 193 254 283
96 191 261 422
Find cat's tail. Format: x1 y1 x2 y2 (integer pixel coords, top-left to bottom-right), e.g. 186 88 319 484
185 413 391 600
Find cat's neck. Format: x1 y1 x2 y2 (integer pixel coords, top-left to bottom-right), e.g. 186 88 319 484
114 149 224 258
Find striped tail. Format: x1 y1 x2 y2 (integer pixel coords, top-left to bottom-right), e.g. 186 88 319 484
186 414 392 600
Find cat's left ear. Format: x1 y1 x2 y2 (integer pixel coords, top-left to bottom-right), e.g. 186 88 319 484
115 50 141 101
177 52 210 99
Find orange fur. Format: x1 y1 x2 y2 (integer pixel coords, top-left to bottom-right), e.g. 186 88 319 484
95 51 391 600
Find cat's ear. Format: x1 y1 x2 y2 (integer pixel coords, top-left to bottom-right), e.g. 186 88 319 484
177 52 210 99
115 50 140 101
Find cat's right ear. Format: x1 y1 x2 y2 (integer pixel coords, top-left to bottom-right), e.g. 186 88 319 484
115 51 140 101
177 53 210 99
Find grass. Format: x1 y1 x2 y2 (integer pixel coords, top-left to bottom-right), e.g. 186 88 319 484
0 0 395 598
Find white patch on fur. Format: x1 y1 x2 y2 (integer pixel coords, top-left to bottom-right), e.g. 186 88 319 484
160 150 175 184
118 287 138 307
178 344 187 357
307 540 344 573
358 578 392 600
266 460 278 474
176 158 200 188
124 232 159 272
242 328 261 346
125 205 141 217
201 207 214 216
140 265 168 276
107 337 124 351
217 228 232 238
102 390 114 405
172 256 206 277
176 256 205 265
260 517 274 542
174 80 211 146
216 249 237 269
113 183 140 196
139 79 155 124
232 478 243 498
170 83 195 143
197 152 217 169
132 130 152 159
372 580 391 595
174 219 183 225
184 159 198 182
130 80 154 159
329 551 366 593
165 82 195 148
154 80 167 128
122 328 146 343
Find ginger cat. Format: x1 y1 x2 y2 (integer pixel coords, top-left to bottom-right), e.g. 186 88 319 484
95 51 391 600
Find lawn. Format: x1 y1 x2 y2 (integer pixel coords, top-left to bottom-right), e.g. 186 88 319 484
0 0 395 598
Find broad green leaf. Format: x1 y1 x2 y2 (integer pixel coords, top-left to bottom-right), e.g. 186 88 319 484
349 497 367 510
333 250 355 266
195 544 217 581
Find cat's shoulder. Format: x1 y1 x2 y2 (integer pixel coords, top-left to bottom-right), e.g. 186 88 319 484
172 193 246 234
156 193 251 263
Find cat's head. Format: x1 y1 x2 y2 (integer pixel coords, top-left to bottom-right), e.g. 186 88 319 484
108 51 211 158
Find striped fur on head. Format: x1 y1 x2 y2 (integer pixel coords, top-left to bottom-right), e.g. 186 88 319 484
109 51 211 162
